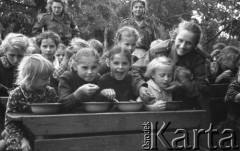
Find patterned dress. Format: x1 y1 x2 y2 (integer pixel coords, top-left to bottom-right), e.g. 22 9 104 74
218 81 240 133
4 85 58 151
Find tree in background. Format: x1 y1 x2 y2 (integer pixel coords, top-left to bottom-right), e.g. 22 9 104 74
1 0 240 53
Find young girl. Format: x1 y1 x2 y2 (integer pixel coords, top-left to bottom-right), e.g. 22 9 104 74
99 26 139 75
4 54 58 151
58 47 100 112
97 45 136 102
209 46 240 84
0 33 29 134
55 43 67 64
137 56 175 111
36 31 74 89
217 68 240 139
36 30 61 69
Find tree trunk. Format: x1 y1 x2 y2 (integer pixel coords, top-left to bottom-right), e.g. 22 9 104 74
104 28 108 52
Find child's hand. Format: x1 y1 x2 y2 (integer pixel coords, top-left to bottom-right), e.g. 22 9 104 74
139 86 155 102
220 70 232 78
65 46 74 59
21 137 31 151
145 100 166 111
234 93 240 103
74 84 99 98
163 81 182 91
216 70 232 83
100 89 116 100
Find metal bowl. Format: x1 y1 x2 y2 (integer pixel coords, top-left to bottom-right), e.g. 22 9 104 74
0 97 8 106
116 101 143 112
30 103 62 114
165 101 182 111
82 102 112 113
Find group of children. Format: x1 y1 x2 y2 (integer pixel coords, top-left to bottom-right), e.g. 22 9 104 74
0 21 240 150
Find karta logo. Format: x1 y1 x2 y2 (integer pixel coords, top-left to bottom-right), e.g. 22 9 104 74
142 122 239 150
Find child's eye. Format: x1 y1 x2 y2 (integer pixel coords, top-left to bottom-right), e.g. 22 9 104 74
91 66 98 70
113 62 119 65
82 66 88 70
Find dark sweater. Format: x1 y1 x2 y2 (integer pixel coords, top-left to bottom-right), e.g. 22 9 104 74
97 73 136 102
58 70 100 112
0 61 16 96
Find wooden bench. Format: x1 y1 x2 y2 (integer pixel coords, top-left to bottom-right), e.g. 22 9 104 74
209 83 229 126
9 110 207 151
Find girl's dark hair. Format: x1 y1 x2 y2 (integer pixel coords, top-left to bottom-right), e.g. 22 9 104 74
213 43 226 51
218 46 240 64
35 31 60 48
109 45 131 63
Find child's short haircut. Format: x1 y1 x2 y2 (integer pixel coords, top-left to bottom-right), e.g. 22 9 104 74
109 45 131 63
218 46 240 64
213 43 226 51
114 26 139 45
88 39 103 55
16 54 54 86
1 33 29 54
35 30 60 48
73 47 100 64
145 56 175 78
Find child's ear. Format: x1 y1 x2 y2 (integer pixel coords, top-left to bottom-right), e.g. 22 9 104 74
105 59 110 67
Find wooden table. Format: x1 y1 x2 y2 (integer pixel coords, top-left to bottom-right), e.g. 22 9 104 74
8 110 207 151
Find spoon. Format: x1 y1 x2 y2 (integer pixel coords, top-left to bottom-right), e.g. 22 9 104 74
113 98 119 103
0 84 11 90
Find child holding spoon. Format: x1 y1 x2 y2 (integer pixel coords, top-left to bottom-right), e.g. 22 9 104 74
97 45 136 102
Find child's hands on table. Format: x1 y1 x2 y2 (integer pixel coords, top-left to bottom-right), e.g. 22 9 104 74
139 86 155 102
101 89 116 100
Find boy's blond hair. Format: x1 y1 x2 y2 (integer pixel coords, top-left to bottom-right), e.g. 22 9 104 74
145 56 175 78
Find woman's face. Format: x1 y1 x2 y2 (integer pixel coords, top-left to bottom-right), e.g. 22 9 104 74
52 2 63 16
132 2 145 17
174 29 197 56
5 48 24 66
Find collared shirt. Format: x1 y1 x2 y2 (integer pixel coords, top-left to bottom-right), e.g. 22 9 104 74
140 79 172 102
32 12 80 45
4 85 58 150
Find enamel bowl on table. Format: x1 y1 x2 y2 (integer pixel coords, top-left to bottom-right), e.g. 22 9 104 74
82 102 112 113
30 103 62 114
115 101 143 112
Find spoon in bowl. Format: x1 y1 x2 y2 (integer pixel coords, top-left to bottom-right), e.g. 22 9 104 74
113 98 119 103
